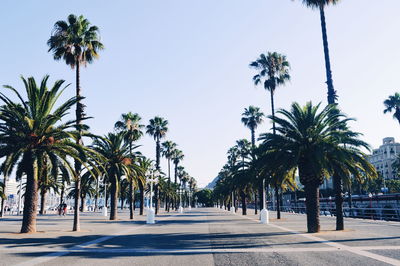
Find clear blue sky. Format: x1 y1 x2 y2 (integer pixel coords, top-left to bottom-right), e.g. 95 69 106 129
1 0 400 187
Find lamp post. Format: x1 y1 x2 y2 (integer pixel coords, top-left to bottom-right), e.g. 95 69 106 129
368 192 373 220
195 196 198 208
328 196 332 216
147 169 159 224
178 185 184 213
231 191 235 213
17 177 23 215
102 176 108 217
188 190 192 211
260 178 269 224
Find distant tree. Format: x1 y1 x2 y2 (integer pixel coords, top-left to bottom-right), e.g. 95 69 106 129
146 117 168 214
384 93 400 125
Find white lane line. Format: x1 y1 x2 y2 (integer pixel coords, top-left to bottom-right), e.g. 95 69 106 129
15 213 180 266
229 211 400 266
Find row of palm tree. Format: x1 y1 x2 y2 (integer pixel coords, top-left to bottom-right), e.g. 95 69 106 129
214 0 380 233
0 13 197 233
214 102 377 233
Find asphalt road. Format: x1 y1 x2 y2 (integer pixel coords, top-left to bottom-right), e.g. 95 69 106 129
1 208 400 265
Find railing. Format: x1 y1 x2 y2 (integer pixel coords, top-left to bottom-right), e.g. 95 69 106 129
266 205 400 222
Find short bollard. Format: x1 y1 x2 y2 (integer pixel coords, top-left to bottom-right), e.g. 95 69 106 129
102 207 108 217
260 208 269 224
147 208 155 224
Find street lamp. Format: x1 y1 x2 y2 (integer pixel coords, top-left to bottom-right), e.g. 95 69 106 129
147 169 159 224
328 196 332 216
231 191 235 213
178 185 184 213
102 175 108 217
260 178 269 224
368 192 373 219
188 190 192 211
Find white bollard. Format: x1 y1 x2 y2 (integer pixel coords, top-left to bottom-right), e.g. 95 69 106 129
260 208 269 224
147 208 155 224
102 207 108 217
231 207 235 214
188 206 192 211
179 206 184 213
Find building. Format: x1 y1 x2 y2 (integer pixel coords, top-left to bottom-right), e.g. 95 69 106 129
368 137 400 180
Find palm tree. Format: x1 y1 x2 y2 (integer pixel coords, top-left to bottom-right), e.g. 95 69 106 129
146 116 168 214
38 162 60 215
48 14 104 231
258 102 373 233
296 0 340 104
241 106 264 214
115 112 144 219
137 157 152 215
91 132 137 220
250 51 290 219
0 76 91 233
384 93 400 125
241 106 264 148
172 149 184 185
161 141 177 211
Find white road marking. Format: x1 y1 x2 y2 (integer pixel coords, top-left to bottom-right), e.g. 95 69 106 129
15 213 180 266
230 211 400 266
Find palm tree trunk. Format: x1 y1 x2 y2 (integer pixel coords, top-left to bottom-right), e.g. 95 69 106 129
0 176 7 217
258 184 263 211
60 185 65 205
155 185 159 214
319 6 336 104
139 182 144 215
166 158 171 212
275 185 281 219
240 191 247 215
73 178 81 231
333 173 344 230
21 156 39 233
110 177 118 220
39 190 46 215
174 162 178 184
94 179 98 212
155 139 160 214
81 196 85 212
254 191 258 215
129 181 134 219
73 61 83 232
304 181 321 233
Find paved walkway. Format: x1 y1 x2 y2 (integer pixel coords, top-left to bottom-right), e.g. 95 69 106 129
1 208 400 265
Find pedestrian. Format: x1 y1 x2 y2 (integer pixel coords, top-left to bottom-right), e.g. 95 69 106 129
63 204 67 216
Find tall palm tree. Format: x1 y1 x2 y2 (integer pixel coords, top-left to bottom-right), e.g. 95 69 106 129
250 51 290 219
91 132 137 220
48 14 104 231
146 116 168 214
0 76 91 233
258 102 373 233
115 112 144 219
161 141 177 211
241 106 264 148
241 106 264 214
296 0 340 104
384 93 400 125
